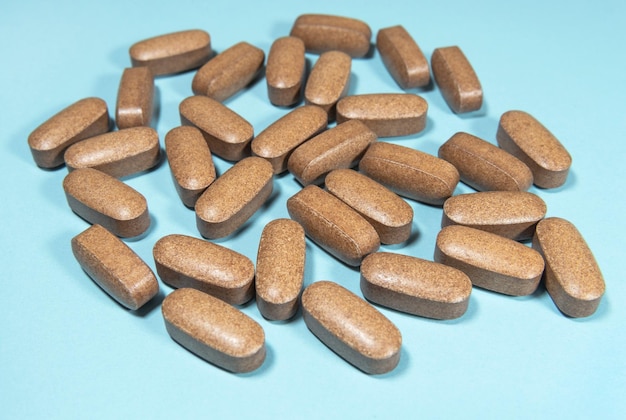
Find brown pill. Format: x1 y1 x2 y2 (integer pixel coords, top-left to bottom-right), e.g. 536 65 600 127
63 168 150 238
359 142 459 205
431 46 483 113
255 219 306 321
376 25 430 89
287 119 377 186
361 252 472 320
162 288 265 373
28 97 110 169
179 95 254 161
290 13 372 58
195 157 273 239
438 131 533 192
129 29 212 76
72 224 158 310
442 191 547 241
497 110 572 189
192 41 265 102
153 234 255 305
304 50 352 120
435 225 545 296
266 36 306 107
115 67 154 129
301 281 401 374
325 169 413 245
287 185 379 266
64 127 160 178
164 126 216 208
251 105 327 174
336 93 428 137
533 217 605 317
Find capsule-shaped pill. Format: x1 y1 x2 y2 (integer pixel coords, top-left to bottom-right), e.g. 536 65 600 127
361 252 472 320
533 218 605 317
290 14 372 58
304 51 352 120
28 97 110 169
116 67 154 129
72 224 159 310
376 25 430 89
266 36 306 107
431 46 483 113
162 288 265 373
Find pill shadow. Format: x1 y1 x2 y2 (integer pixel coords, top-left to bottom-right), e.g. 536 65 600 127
235 342 275 377
382 224 421 250
347 72 360 96
531 169 577 194
131 289 166 317
371 346 411 379
455 98 489 119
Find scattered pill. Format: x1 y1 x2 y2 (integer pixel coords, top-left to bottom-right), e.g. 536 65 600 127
431 46 482 113
304 50 352 120
115 67 154 129
266 36 306 107
376 25 430 89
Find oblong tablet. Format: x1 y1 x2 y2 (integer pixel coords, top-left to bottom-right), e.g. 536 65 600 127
376 25 430 89
302 281 401 374
290 14 372 58
361 252 472 319
266 36 306 106
162 288 265 373
304 50 352 120
116 66 154 129
72 224 158 310
431 46 482 113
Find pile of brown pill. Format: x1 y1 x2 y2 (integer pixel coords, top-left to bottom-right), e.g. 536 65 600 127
27 14 605 375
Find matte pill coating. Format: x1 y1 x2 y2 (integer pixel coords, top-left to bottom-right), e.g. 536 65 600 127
497 110 572 189
304 50 352 120
192 41 265 102
290 14 372 58
116 67 154 129
72 224 158 310
435 225 545 296
376 25 430 89
442 191 547 241
287 185 380 266
195 157 273 239
301 281 401 374
438 131 533 192
164 126 216 208
129 29 212 76
28 97 110 168
266 36 306 106
325 169 413 245
431 46 482 113
255 219 306 321
361 252 472 320
64 127 160 178
162 288 265 373
336 93 428 137
288 119 377 186
251 105 327 174
63 168 150 237
533 217 605 317
180 95 254 161
359 142 459 205
153 234 255 305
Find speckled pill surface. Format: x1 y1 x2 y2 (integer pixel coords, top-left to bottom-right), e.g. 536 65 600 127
162 288 265 373
266 36 306 107
115 67 154 129
72 224 158 310
533 217 605 317
129 29 212 76
359 141 459 205
28 97 110 168
287 185 379 266
195 157 273 239
361 252 472 319
376 25 430 89
435 225 545 296
64 127 160 178
497 110 572 189
438 131 533 192
301 281 401 374
304 50 352 120
290 14 372 58
63 168 150 237
431 46 482 113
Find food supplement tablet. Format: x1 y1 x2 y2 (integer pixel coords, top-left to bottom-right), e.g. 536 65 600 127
195 157 273 239
266 36 306 106
63 168 150 237
28 97 110 168
72 224 158 310
301 281 401 374
376 25 430 89
360 252 472 319
287 185 379 266
431 46 482 113
162 288 265 373
153 234 255 305
115 67 154 129
129 29 212 76
290 14 372 58
435 225 545 296
497 110 572 188
304 50 352 120
325 169 413 244
438 131 533 192
532 217 605 317
359 142 459 205
255 219 306 321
